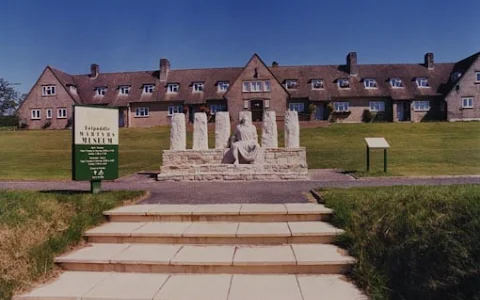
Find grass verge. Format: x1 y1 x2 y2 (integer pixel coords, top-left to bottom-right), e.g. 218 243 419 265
318 185 480 300
0 189 145 300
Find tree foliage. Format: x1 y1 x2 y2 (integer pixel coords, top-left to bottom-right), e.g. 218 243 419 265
0 78 24 116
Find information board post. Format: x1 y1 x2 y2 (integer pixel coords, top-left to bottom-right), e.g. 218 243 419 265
73 105 119 193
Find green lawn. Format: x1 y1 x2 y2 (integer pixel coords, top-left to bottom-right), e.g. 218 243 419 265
0 190 145 300
0 122 478 180
319 185 480 300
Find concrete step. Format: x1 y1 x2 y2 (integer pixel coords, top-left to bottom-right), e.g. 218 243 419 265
54 243 355 274
104 203 333 222
85 221 343 244
14 271 367 300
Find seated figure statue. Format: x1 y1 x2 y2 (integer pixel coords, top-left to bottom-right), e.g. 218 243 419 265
230 115 259 165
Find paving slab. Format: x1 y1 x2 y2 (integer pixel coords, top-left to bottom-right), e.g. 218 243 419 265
83 272 169 300
183 222 239 237
228 274 303 300
297 274 367 300
85 222 146 236
240 204 287 215
104 204 157 215
236 222 291 237
291 244 355 265
192 204 242 215
14 271 109 299
288 221 344 236
171 245 236 265
233 245 296 265
131 222 192 237
55 243 130 263
146 204 196 215
154 274 232 300
285 203 333 214
111 244 182 264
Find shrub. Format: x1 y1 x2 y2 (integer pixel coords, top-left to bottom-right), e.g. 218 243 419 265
0 116 18 127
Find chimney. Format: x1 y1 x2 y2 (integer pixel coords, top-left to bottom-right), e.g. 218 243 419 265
271 61 279 68
424 52 434 70
159 58 170 82
346 52 358 76
90 64 99 78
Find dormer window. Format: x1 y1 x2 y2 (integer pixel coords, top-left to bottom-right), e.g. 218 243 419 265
311 79 324 90
143 84 154 94
217 81 229 92
338 79 350 89
451 72 462 82
95 87 107 96
119 86 131 95
42 85 56 96
416 78 429 88
193 82 204 93
68 85 77 94
167 83 179 93
364 78 377 89
285 80 298 89
390 78 403 88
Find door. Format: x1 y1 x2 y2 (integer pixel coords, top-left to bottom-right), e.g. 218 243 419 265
251 100 264 122
119 109 125 127
397 102 404 121
315 104 324 120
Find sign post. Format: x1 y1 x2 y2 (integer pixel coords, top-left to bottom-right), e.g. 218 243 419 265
364 137 390 173
72 105 119 193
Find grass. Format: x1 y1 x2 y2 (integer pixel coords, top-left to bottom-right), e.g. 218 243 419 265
0 122 478 180
0 189 145 300
318 185 480 300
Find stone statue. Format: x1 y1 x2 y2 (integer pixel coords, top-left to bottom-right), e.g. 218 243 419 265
230 114 259 164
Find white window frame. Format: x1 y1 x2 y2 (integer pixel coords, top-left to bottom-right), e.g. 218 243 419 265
369 101 385 112
167 84 179 93
209 104 226 115
119 86 131 95
42 85 56 96
390 78 403 88
285 80 297 90
242 81 249 92
413 101 430 111
337 79 350 89
217 81 229 92
476 72 480 83
288 103 305 112
46 108 53 119
193 82 204 93
31 109 41 120
57 108 67 119
264 80 271 92
135 107 149 117
143 85 154 94
250 81 262 92
416 78 429 88
462 97 474 109
168 105 182 116
311 79 324 90
96 87 107 96
364 79 377 89
333 102 349 112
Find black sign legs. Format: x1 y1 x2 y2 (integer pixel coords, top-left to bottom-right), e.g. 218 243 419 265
91 180 102 194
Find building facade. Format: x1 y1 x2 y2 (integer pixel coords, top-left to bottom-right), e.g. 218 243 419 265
18 51 480 129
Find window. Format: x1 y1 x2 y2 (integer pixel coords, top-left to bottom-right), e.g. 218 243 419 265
46 108 53 119
57 108 67 119
462 97 474 109
135 107 149 117
250 81 262 92
42 85 56 96
369 101 385 112
143 85 154 94
31 109 41 119
311 79 324 90
168 105 183 116
413 101 430 111
338 79 350 89
217 81 229 92
119 86 130 95
242 81 269 92
333 102 349 112
242 82 249 92
167 84 179 93
96 87 107 96
364 79 377 89
285 80 297 89
476 72 480 83
192 82 204 93
416 78 429 88
451 72 462 82
210 104 226 115
390 78 403 88
264 80 271 92
288 103 305 112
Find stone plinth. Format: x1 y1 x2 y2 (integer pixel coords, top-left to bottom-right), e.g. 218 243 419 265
170 113 186 150
193 112 208 150
215 112 231 149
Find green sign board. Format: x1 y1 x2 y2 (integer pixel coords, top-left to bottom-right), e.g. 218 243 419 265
72 105 119 181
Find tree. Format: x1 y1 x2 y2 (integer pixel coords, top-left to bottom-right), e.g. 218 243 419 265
0 78 22 116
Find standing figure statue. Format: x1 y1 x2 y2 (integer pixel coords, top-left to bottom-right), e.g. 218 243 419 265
230 115 259 164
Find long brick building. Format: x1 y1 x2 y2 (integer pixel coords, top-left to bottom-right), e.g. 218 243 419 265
18 51 480 129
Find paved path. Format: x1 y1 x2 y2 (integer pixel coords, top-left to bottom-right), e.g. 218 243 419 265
1 170 479 204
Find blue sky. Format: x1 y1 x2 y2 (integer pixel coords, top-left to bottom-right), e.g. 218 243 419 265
1 0 479 94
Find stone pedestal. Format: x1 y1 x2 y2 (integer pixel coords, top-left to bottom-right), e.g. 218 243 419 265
170 113 186 150
215 112 231 149
193 112 208 150
262 111 278 148
285 110 300 148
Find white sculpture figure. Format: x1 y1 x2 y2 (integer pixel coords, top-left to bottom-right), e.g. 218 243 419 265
215 112 231 149
285 110 300 148
193 112 208 150
262 111 278 148
170 113 186 150
231 114 259 164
